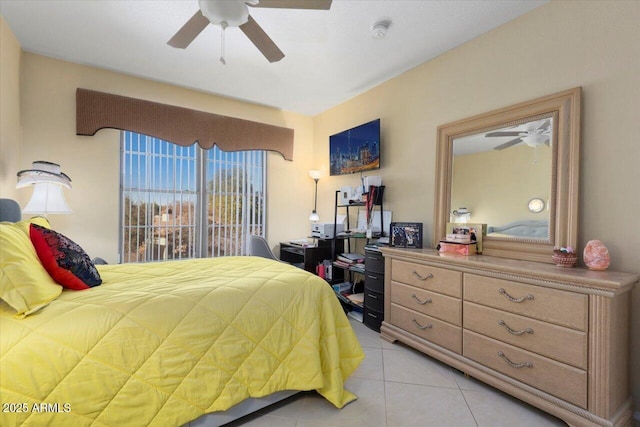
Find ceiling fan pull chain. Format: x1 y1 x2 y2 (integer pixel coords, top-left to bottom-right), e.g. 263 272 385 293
220 22 227 65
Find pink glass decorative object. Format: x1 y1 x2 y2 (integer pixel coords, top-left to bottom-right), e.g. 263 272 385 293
583 240 610 271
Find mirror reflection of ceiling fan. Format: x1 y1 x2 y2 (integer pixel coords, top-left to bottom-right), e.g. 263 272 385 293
485 118 552 150
168 0 333 64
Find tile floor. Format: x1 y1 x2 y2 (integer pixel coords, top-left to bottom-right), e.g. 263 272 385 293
228 319 567 427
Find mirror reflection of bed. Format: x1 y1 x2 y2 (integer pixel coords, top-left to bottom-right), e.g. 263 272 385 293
487 219 549 239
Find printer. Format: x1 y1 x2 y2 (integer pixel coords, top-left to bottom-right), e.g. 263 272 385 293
311 223 344 239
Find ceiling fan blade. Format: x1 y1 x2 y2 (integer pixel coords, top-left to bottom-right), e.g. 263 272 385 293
240 15 285 63
168 11 210 49
485 131 524 138
248 0 332 10
494 138 522 150
537 119 551 131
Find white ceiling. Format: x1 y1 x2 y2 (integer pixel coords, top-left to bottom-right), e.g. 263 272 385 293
0 0 547 116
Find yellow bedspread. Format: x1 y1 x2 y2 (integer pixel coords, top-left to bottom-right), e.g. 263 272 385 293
0 257 364 426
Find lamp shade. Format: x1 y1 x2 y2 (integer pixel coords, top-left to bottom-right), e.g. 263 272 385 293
17 161 72 189
308 170 322 180
17 161 72 215
452 207 471 224
23 183 72 215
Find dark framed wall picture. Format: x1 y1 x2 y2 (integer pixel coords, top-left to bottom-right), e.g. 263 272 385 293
391 222 423 248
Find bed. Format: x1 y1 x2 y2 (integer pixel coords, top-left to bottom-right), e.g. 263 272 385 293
0 213 364 427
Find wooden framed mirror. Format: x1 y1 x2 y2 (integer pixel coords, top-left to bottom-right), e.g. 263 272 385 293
434 88 581 263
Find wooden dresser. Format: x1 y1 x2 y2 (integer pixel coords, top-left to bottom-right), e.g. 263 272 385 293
380 247 638 427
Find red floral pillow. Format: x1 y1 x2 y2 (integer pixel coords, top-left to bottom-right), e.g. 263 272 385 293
29 224 102 290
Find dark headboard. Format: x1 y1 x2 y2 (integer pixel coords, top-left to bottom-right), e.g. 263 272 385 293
0 199 21 222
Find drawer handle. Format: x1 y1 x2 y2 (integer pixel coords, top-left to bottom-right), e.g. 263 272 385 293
498 288 534 303
411 294 433 305
367 312 379 319
498 320 534 336
367 293 378 299
412 318 433 330
413 271 434 281
367 274 379 280
498 351 533 369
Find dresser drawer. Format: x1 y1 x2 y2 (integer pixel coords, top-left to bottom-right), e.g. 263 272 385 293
364 270 384 293
392 282 461 326
463 330 587 408
464 274 588 331
364 287 384 312
391 260 462 298
463 302 587 369
390 304 462 353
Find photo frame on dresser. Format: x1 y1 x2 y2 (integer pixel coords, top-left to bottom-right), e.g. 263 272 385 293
390 222 423 248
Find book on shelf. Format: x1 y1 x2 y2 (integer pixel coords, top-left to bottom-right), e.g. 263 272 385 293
333 260 365 272
349 263 364 273
337 253 364 264
333 259 352 269
346 293 364 305
336 291 364 308
332 281 365 306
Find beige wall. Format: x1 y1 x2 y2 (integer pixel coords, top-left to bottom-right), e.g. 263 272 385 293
452 145 552 226
0 17 21 200
313 0 640 412
4 52 315 262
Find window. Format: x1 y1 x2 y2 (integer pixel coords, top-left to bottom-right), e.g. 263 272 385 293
120 132 266 263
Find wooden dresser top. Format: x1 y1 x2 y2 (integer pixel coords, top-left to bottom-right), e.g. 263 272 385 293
380 247 638 294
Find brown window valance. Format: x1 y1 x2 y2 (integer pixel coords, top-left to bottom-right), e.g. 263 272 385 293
76 88 294 160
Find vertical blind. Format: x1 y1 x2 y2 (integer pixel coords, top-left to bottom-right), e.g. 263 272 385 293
120 131 265 263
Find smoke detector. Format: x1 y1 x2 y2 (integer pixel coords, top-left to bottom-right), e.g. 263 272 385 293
371 19 391 39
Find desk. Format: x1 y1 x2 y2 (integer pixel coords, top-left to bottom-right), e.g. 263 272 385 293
280 240 343 275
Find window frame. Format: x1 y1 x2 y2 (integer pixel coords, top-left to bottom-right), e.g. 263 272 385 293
119 131 267 263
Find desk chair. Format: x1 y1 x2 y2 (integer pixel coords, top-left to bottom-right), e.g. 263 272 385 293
249 235 279 261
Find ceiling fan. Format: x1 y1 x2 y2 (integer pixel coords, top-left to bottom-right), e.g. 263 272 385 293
485 118 552 150
168 0 333 64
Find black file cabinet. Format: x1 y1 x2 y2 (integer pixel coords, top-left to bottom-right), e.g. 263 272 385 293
363 248 385 331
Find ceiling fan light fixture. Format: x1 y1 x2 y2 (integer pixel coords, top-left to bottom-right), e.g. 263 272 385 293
522 134 548 147
199 0 249 27
170 0 331 62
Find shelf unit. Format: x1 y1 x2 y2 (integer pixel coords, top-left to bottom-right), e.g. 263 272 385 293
332 187 385 253
331 187 385 317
